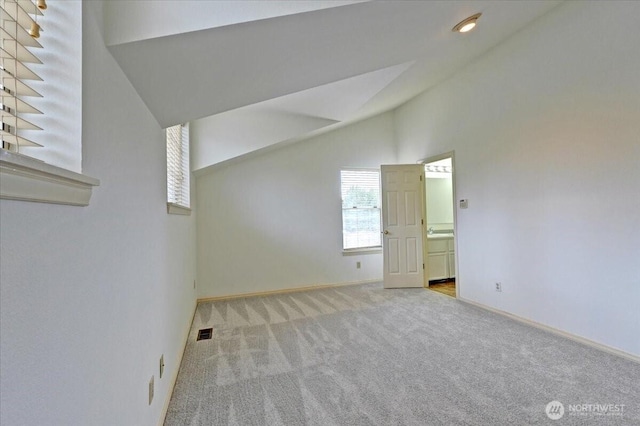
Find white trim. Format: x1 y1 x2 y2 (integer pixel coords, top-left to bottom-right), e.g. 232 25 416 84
419 151 458 297
197 279 381 303
458 297 640 364
167 203 191 215
342 247 382 255
0 150 99 206
417 151 456 165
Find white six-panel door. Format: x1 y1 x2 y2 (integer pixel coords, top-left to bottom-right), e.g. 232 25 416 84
381 165 425 288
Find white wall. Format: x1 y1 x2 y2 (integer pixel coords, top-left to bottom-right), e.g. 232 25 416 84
395 1 640 356
426 177 454 228
0 3 197 425
196 113 396 298
192 109 337 170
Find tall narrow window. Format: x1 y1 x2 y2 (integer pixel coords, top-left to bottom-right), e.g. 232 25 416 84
166 123 190 213
1 0 47 151
341 169 381 250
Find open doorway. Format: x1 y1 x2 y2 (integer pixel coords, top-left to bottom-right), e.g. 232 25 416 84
421 153 457 298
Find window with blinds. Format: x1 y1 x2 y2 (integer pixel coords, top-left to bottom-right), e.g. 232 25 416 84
341 169 381 250
1 0 46 151
166 123 190 212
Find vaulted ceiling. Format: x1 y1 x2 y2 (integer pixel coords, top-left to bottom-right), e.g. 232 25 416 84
105 1 561 170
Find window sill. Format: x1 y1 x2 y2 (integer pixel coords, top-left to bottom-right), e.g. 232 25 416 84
167 203 191 215
342 247 382 256
0 150 100 206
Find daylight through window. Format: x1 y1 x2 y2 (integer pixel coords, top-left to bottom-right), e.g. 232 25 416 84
341 169 381 250
1 0 47 151
166 123 190 210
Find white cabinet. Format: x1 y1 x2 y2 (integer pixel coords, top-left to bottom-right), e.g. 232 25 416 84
427 236 455 280
448 238 455 278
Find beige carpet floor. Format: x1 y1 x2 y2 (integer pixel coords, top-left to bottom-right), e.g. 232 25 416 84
165 282 640 425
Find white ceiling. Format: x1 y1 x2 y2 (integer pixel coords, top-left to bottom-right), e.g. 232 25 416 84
106 0 561 170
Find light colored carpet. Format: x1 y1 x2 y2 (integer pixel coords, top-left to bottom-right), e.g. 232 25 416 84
165 282 639 425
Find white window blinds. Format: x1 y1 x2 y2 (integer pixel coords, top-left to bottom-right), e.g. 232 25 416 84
341 169 381 250
1 0 46 150
166 123 190 209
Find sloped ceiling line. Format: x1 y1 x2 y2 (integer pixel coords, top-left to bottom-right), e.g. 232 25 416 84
105 1 562 170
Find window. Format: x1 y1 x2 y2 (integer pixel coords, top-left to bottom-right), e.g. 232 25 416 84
0 1 98 206
341 169 381 250
166 123 190 214
1 0 46 151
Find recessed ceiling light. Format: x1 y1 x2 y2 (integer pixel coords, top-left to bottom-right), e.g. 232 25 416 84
452 13 482 33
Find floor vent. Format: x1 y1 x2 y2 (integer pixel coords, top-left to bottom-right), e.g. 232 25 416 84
197 328 213 341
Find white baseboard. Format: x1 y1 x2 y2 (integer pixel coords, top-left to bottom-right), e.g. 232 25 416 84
158 300 198 426
458 297 640 364
197 279 381 303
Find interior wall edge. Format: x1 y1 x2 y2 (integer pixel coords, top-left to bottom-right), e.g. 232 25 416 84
458 297 640 363
158 300 198 426
197 279 381 303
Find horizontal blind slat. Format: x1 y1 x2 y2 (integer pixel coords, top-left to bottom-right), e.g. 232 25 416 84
16 0 42 16
0 130 42 146
0 90 41 113
1 2 38 33
1 68 42 96
0 16 42 48
1 108 41 129
1 50 42 80
0 29 41 62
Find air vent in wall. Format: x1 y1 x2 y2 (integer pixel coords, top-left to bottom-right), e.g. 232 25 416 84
197 328 213 341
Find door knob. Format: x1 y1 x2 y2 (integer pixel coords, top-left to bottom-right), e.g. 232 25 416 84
383 230 390 235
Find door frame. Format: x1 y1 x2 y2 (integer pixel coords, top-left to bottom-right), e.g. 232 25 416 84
418 151 459 298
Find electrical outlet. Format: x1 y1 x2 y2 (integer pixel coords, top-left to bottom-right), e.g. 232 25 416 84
193 280 196 289
159 355 165 379
149 375 154 405
495 282 502 292
356 261 361 269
